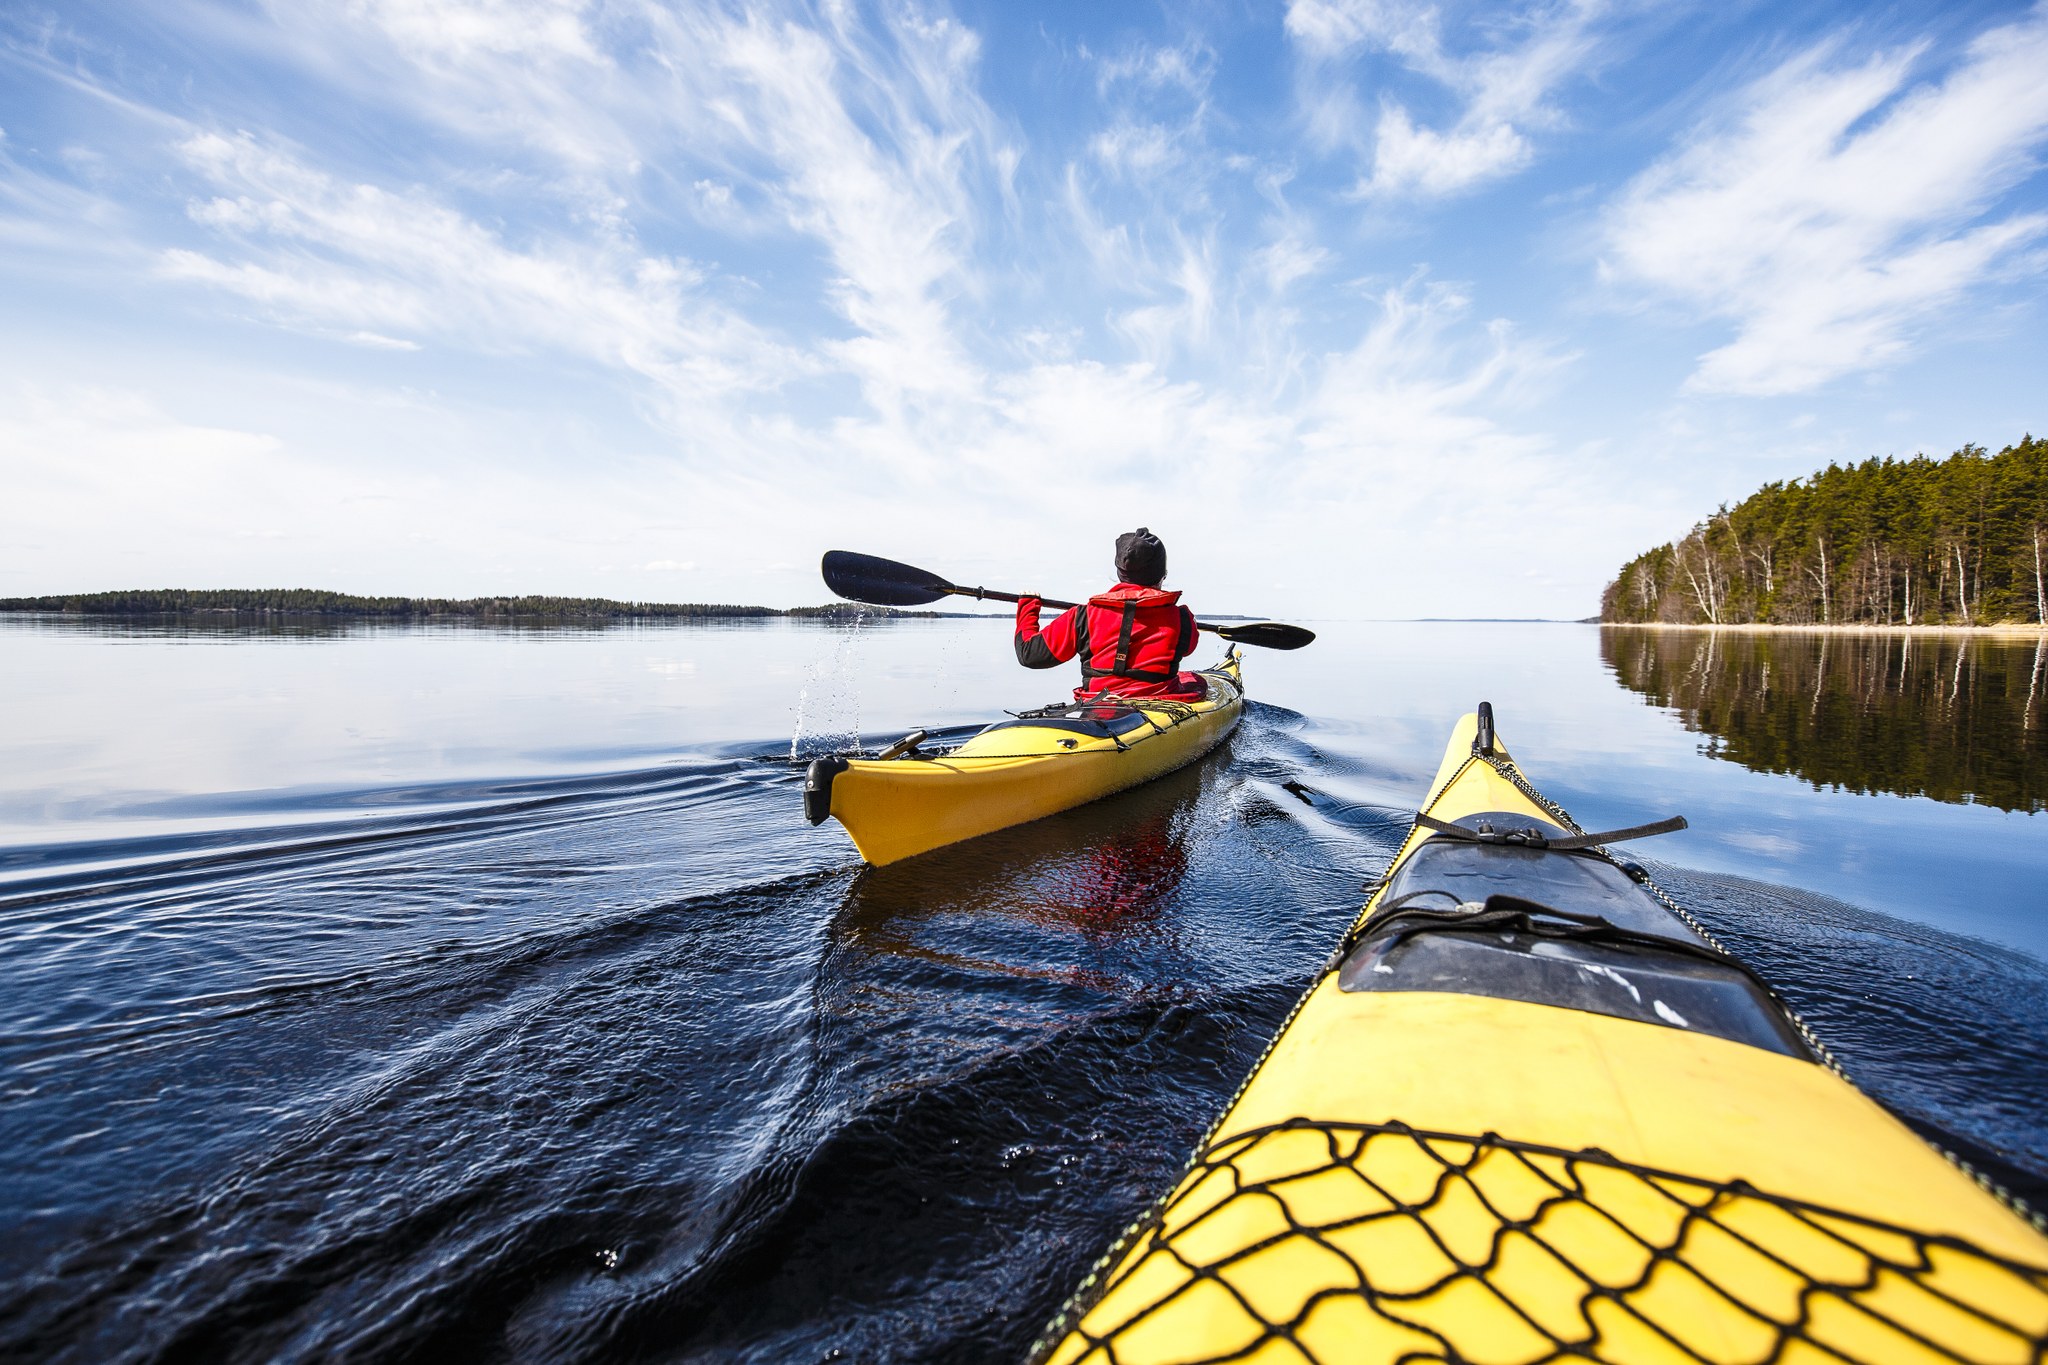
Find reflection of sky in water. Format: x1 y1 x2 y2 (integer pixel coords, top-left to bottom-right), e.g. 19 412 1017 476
2 614 2043 960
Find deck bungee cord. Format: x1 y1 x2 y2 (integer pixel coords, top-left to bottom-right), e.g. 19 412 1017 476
1035 1118 2048 1365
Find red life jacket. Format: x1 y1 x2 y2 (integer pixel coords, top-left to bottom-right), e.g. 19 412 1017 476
1074 585 1194 693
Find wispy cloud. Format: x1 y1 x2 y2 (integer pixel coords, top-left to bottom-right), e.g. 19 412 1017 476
347 0 602 64
1602 9 2048 395
1054 33 1251 368
715 9 989 416
1296 280 1574 510
302 0 1016 428
1285 0 1609 198
161 130 805 411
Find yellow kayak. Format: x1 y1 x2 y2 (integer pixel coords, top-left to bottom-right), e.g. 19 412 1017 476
803 650 1243 866
1034 704 2048 1365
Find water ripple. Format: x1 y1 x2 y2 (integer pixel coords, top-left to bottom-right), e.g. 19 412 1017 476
0 705 2040 1361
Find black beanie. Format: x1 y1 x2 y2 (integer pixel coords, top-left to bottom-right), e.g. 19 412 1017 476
1114 527 1167 586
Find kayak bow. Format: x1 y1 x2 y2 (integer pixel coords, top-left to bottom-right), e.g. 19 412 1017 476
804 650 1244 867
1034 703 2048 1365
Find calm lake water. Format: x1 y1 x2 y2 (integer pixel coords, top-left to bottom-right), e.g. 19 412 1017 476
2 613 2044 1361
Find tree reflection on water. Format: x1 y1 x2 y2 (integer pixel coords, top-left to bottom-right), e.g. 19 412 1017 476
1602 628 2048 812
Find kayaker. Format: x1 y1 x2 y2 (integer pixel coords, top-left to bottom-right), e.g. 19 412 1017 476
1014 528 1207 701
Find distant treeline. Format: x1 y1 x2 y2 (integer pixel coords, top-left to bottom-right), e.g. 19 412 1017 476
1602 436 2048 626
0 589 943 620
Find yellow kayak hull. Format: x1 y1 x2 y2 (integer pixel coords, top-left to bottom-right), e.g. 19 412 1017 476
807 653 1243 867
1035 709 2048 1365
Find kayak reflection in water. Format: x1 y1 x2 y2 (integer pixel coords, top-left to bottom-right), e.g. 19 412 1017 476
1036 810 1190 939
1013 527 1209 702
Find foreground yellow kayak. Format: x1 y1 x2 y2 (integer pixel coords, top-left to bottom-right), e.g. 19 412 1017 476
803 650 1243 866
1033 704 2048 1365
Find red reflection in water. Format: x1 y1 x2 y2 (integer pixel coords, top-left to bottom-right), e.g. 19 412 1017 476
1030 813 1189 937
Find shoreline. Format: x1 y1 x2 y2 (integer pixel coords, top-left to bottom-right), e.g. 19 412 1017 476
0 607 998 623
1599 621 2048 636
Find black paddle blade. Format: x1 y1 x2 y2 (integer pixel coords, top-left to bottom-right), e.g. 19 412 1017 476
1212 621 1316 650
820 551 957 607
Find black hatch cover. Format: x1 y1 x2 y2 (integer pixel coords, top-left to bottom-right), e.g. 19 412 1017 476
1339 813 1810 1058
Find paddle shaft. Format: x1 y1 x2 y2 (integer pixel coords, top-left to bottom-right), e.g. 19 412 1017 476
943 583 1237 638
817 551 1314 649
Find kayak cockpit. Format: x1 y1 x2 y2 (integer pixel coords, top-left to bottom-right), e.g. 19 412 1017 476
1335 812 1812 1056
975 710 1154 741
979 664 1244 742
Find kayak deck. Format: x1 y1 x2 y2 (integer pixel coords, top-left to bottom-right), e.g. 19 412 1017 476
805 651 1243 866
1034 707 2048 1365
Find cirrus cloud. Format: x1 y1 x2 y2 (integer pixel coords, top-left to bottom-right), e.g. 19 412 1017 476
1602 9 2048 396
1285 0 1610 199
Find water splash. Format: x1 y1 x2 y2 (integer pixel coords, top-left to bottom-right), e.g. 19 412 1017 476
790 611 870 759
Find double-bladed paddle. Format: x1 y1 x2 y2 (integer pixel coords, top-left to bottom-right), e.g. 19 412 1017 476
820 550 1316 650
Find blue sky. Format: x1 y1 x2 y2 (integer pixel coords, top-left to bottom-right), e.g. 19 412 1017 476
3 0 2045 617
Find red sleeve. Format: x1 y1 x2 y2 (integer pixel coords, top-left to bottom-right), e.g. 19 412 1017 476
1178 607 1198 661
1015 598 1081 668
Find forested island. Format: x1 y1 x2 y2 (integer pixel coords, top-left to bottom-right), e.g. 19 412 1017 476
1602 436 2048 626
0 589 953 620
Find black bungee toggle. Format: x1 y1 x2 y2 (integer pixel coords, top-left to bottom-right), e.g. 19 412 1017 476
803 756 848 825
